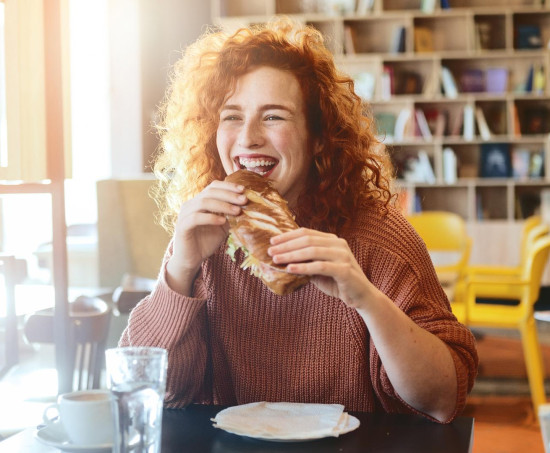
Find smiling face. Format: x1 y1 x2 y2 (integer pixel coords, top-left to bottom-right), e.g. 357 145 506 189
216 66 312 207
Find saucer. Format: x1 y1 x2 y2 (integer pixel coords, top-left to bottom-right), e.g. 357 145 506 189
34 425 113 453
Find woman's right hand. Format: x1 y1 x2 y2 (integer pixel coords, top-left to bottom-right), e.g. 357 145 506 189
166 180 247 295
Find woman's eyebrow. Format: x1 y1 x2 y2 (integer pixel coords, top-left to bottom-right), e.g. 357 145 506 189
220 103 294 112
260 104 294 112
220 104 241 112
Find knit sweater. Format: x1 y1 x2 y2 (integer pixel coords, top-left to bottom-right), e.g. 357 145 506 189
120 204 478 422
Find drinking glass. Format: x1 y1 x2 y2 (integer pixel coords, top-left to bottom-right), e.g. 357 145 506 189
105 347 168 453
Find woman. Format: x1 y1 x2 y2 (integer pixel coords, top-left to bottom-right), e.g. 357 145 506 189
120 18 478 423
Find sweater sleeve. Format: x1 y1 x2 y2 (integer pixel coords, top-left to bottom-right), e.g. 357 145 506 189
355 210 478 423
368 258 478 423
118 245 210 408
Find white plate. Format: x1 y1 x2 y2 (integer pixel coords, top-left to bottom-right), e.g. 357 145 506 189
34 425 113 453
218 413 360 442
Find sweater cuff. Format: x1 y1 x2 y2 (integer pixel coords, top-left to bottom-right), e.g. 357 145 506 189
125 264 207 347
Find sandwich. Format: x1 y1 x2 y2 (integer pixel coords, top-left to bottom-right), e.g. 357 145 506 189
225 169 310 296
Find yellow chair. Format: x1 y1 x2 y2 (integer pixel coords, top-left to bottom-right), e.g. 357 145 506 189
468 215 545 279
406 211 472 321
464 235 550 412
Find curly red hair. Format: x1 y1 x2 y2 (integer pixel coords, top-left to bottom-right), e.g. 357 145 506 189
154 17 394 234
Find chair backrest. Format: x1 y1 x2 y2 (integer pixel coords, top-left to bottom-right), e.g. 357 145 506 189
23 296 111 391
407 211 472 272
407 211 468 251
521 214 542 252
520 222 549 266
522 235 550 306
407 211 472 303
96 178 171 288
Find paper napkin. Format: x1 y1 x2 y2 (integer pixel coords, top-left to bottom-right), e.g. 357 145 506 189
212 401 357 440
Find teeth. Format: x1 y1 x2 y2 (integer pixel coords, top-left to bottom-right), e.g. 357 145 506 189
238 157 274 167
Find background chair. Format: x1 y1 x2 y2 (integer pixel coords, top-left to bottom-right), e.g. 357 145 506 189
23 295 111 391
406 211 472 321
468 215 545 280
464 235 550 413
96 178 171 289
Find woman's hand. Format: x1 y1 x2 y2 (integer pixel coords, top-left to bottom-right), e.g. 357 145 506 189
268 228 375 309
166 180 247 295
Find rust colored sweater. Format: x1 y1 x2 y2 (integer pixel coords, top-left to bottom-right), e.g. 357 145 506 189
120 204 478 422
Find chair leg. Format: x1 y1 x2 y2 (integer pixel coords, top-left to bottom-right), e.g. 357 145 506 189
520 317 547 413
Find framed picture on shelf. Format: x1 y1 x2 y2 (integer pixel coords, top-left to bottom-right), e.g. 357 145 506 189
395 71 423 95
479 143 511 178
414 27 434 53
516 24 542 49
522 106 550 135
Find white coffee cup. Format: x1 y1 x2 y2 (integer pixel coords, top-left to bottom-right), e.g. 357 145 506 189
42 389 114 445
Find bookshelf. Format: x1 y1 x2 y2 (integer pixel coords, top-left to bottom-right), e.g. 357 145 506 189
211 0 550 224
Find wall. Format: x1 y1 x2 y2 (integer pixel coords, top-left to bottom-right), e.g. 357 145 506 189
108 0 211 177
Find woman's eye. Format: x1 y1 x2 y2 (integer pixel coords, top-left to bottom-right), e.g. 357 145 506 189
265 115 283 121
222 114 240 121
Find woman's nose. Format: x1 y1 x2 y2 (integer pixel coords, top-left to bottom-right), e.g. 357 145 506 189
238 120 264 148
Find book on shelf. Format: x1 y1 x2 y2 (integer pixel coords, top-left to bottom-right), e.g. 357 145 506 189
395 189 413 216
529 151 544 178
442 147 457 184
423 108 447 137
413 193 422 213
459 162 478 178
343 25 356 55
440 67 458 99
380 65 394 100
402 151 435 184
374 112 396 140
422 72 437 97
415 109 433 140
418 151 436 184
474 22 492 51
394 108 413 142
462 104 475 141
474 107 492 141
524 64 534 92
485 67 508 94
480 104 507 135
479 143 511 178
391 26 406 54
509 103 521 137
516 24 543 50
414 27 434 53
511 148 531 179
356 0 375 14
476 194 484 220
541 189 550 225
421 0 436 13
460 68 484 93
353 72 376 100
449 105 464 137
533 65 545 94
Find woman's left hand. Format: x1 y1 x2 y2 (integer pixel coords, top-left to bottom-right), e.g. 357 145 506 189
268 228 374 309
